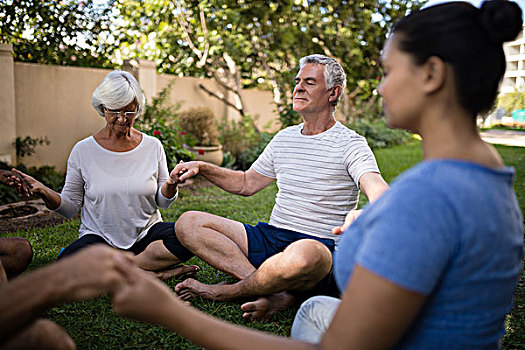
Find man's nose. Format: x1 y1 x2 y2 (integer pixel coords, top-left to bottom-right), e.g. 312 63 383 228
294 85 305 94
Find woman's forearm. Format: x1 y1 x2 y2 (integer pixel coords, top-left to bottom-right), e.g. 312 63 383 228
36 186 61 210
157 297 317 350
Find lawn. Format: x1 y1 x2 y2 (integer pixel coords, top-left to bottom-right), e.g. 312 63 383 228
4 141 525 349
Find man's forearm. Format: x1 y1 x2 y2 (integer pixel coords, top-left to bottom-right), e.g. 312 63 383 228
198 162 248 195
0 264 66 344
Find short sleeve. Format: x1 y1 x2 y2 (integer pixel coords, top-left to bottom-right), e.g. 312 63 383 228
343 136 380 188
355 180 459 294
250 138 276 179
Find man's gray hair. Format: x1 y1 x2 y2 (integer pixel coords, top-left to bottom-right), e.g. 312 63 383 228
92 70 146 117
299 54 346 106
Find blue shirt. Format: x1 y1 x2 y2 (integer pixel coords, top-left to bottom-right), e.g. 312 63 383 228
335 160 523 349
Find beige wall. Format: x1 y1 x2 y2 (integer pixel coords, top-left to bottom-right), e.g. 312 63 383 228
157 74 279 132
1 46 279 172
14 63 108 171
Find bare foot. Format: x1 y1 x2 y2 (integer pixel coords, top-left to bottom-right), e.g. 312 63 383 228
150 264 199 281
174 278 233 301
241 291 295 321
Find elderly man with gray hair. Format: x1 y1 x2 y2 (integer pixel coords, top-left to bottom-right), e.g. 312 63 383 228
10 70 197 280
171 54 389 320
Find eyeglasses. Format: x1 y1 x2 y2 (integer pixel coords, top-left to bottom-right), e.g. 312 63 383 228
103 107 139 119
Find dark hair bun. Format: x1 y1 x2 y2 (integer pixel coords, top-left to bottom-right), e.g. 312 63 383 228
479 0 523 44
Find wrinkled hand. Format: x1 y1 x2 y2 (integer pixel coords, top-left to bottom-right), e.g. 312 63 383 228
168 161 200 185
0 169 32 197
55 245 135 303
112 256 179 324
332 209 363 235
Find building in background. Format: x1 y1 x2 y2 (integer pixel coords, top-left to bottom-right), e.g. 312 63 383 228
502 26 525 95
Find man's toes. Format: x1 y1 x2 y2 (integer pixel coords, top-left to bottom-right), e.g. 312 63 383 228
240 300 258 312
174 279 192 293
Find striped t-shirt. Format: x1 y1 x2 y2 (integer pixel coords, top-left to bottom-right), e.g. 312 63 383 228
251 121 379 242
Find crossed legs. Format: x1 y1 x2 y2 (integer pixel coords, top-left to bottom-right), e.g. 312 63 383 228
174 211 333 319
134 240 198 280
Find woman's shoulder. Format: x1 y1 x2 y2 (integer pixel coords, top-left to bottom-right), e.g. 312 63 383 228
140 132 163 148
71 136 96 152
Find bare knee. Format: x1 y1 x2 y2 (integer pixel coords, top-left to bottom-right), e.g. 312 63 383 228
13 238 33 268
281 240 332 280
2 319 75 350
175 211 208 243
0 237 33 279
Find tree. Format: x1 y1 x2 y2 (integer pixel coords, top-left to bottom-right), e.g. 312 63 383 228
0 0 116 68
115 0 422 120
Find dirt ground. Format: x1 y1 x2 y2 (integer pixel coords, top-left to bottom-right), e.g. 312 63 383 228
0 176 213 235
0 212 66 234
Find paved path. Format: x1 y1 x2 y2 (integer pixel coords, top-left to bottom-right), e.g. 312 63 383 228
480 129 525 147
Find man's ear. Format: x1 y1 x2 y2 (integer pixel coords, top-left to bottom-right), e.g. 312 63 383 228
421 56 447 94
329 85 343 103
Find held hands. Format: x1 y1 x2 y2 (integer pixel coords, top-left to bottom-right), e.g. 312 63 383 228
332 209 363 235
0 169 32 197
168 161 200 185
111 254 180 325
55 245 182 324
55 245 136 303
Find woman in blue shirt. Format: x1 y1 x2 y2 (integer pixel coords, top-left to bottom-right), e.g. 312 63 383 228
109 1 524 349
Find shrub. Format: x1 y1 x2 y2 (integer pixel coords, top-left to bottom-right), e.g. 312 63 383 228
15 135 50 158
219 114 261 159
136 85 195 170
237 132 274 170
276 102 301 128
178 107 220 146
346 118 414 149
498 90 525 116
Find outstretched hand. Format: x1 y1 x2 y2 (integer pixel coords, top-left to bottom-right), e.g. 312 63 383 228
332 209 363 235
169 161 200 185
0 169 32 197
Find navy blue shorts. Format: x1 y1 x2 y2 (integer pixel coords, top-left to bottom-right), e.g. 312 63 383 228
57 222 193 260
244 222 339 297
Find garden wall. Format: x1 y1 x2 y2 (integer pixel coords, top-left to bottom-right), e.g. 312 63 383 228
0 44 279 172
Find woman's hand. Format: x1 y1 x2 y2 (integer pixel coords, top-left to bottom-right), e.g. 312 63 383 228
0 170 32 197
332 209 363 235
112 255 180 325
9 169 61 210
169 161 200 184
9 169 46 196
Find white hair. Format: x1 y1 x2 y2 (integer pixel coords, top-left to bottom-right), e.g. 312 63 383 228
299 54 347 106
92 70 146 117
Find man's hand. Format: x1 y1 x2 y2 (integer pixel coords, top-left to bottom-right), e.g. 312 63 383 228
169 161 201 185
0 170 32 197
332 209 363 235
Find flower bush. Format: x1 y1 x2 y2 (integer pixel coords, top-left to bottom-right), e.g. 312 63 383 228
178 107 220 146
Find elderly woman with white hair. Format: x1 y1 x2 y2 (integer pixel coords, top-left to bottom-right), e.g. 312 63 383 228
11 70 197 279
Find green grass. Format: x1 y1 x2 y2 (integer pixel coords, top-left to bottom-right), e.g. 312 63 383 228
481 125 525 132
4 141 525 349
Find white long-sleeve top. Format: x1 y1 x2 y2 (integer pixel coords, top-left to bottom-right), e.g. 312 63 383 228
55 134 177 249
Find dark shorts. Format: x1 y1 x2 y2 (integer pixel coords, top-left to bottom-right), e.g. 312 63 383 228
57 222 193 260
244 222 340 297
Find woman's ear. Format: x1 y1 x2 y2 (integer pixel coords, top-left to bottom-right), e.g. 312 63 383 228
421 56 447 94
